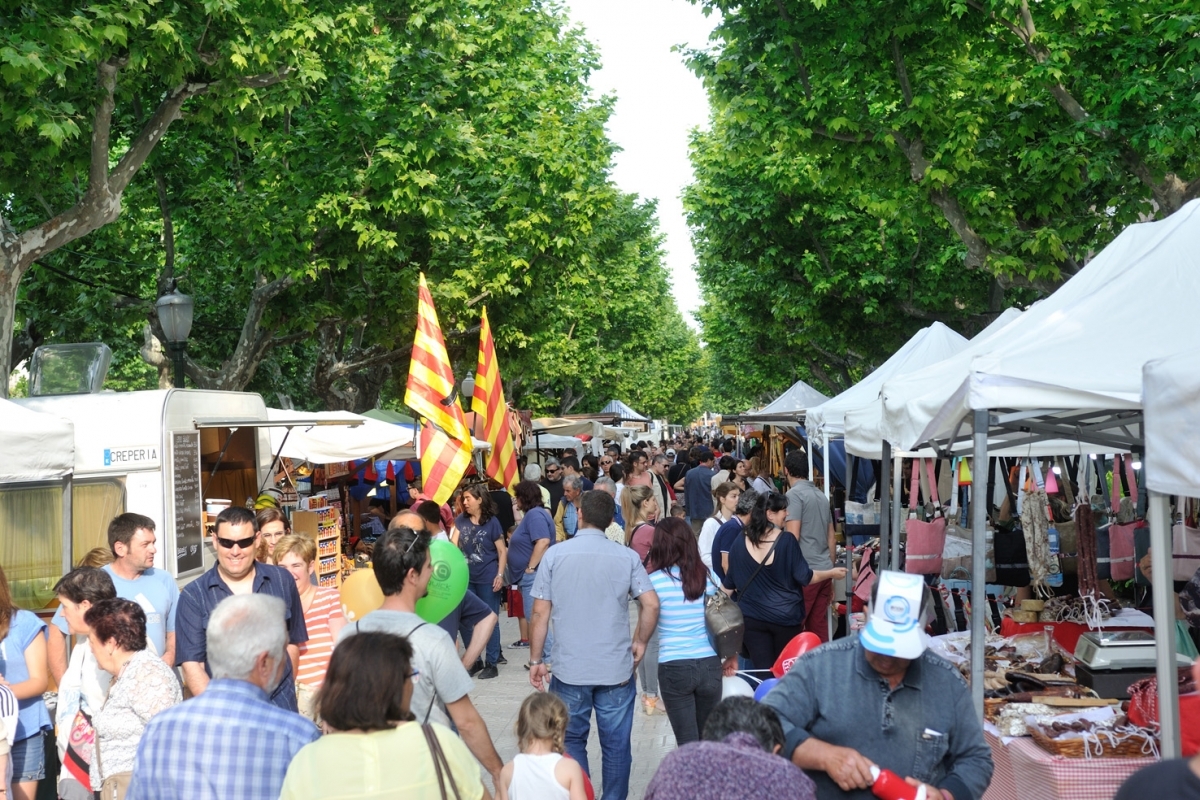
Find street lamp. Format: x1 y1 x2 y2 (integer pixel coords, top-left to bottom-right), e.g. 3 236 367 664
461 375 476 411
156 289 194 388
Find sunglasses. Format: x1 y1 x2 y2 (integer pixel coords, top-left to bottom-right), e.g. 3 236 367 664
215 534 257 550
546 468 561 474
408 668 421 683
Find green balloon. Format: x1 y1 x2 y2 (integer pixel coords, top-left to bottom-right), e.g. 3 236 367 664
415 538 470 624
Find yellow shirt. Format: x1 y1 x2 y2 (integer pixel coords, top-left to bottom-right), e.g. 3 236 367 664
279 722 484 800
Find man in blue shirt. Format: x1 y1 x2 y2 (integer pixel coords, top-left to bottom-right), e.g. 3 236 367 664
128 594 319 800
530 490 660 800
176 506 307 711
676 447 718 534
47 513 179 683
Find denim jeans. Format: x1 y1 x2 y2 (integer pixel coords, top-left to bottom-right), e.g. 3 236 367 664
550 674 637 800
461 580 502 664
657 656 722 745
519 569 552 662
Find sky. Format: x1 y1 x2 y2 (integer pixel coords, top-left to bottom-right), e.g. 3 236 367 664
563 0 719 327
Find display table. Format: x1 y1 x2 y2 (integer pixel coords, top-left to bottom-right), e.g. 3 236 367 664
982 732 1156 800
998 608 1155 653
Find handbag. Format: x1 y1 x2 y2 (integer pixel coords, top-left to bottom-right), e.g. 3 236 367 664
421 724 463 800
93 730 132 800
844 462 880 546
904 459 947 575
704 536 780 660
1174 498 1200 581
1108 454 1141 581
853 546 877 606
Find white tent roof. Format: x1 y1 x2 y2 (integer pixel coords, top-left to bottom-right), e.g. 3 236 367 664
892 201 1200 453
600 399 650 422
1144 349 1200 496
523 434 585 451
0 398 74 482
741 379 830 422
267 408 415 463
807 322 968 441
844 309 1022 458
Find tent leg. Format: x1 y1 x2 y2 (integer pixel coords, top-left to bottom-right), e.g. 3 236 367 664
892 454 903 572
807 441 814 489
1149 489 1181 758
823 432 831 499
845 453 855 636
880 443 892 571
62 474 73 576
971 409 989 721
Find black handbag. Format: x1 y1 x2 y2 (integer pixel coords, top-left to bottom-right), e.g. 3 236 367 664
993 464 1030 587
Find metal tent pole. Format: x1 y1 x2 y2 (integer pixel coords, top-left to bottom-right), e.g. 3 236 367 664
971 409 989 720
1148 489 1181 757
892 453 903 572
880 444 892 571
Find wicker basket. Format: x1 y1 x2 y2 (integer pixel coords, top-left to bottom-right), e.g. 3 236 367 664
1029 724 1157 758
984 698 1007 718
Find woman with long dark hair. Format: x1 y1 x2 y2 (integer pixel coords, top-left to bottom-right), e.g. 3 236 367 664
456 483 508 677
722 493 846 670
646 518 737 744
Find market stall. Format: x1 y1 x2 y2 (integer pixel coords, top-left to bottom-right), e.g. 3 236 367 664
888 200 1200 759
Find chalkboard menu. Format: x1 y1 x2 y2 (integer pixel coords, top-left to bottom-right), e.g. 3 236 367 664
172 432 204 574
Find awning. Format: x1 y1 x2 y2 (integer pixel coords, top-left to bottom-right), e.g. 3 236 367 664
0 398 74 482
266 409 413 463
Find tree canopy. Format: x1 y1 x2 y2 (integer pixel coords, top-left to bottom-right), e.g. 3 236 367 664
684 0 1200 409
5 0 703 424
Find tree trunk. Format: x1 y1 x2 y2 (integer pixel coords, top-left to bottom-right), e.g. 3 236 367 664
0 269 18 397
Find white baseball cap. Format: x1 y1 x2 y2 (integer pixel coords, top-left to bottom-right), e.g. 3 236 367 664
860 570 931 660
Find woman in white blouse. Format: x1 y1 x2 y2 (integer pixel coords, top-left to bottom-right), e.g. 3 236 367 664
85 598 181 799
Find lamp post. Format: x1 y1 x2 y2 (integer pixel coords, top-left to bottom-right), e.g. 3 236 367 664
461 375 476 411
156 289 194 389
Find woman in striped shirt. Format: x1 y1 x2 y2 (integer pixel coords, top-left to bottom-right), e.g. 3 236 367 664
646 518 739 745
273 534 346 720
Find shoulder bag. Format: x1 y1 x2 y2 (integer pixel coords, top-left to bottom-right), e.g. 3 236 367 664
704 535 780 661
993 459 1031 587
1108 454 1142 581
844 462 880 546
904 459 947 575
421 724 463 800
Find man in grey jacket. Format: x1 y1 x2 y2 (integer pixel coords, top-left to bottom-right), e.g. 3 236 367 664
763 571 993 800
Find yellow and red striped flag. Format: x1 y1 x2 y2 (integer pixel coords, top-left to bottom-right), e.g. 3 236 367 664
405 274 472 505
474 307 519 489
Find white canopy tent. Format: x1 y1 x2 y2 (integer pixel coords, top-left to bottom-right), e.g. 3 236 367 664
808 322 968 443
267 408 415 463
740 378 829 424
885 202 1200 755
0 398 74 482
523 433 587 451
844 309 1023 460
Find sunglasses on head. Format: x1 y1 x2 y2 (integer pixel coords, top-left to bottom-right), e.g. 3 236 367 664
216 534 257 550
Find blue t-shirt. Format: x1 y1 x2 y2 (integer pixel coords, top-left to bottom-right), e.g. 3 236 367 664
722 531 814 627
456 514 504 583
53 564 178 657
648 567 718 663
508 507 554 573
1 610 50 741
437 590 494 640
711 517 745 582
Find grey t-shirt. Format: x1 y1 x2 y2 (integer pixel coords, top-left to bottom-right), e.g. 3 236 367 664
337 609 472 728
785 480 833 570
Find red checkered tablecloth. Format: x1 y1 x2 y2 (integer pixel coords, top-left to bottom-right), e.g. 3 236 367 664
982 733 1158 800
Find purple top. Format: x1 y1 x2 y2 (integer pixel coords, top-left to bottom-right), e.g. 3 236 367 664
643 733 817 800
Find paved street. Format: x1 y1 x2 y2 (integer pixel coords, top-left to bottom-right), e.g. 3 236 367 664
471 608 677 799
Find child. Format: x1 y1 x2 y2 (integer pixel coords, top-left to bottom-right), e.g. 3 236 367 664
670 502 687 520
498 693 589 800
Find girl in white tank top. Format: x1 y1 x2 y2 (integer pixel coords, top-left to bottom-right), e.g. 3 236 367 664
498 694 589 800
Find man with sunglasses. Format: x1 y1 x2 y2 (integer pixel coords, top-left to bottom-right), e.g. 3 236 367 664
540 456 566 516
175 506 308 711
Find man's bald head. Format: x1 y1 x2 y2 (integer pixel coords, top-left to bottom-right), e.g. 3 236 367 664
390 509 427 533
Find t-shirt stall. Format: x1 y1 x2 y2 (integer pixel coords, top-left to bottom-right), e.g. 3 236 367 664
834 202 1200 798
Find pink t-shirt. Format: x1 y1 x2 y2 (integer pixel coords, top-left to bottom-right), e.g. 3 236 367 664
630 522 655 563
625 473 653 487
298 587 344 687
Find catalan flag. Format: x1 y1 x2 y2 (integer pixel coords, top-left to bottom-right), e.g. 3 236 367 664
405 274 472 505
474 307 519 489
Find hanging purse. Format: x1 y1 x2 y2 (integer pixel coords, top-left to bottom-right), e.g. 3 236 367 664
844 462 881 546
704 573 745 662
853 546 878 606
1093 454 1114 581
1108 454 1142 581
1173 498 1200 582
993 459 1030 587
904 459 947 575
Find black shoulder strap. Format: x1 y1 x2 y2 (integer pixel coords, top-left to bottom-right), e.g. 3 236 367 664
738 535 781 597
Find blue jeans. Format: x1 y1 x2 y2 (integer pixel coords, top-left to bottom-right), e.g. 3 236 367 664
520 570 552 662
461 580 502 663
550 675 637 800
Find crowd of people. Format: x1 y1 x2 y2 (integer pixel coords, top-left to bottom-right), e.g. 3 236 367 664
34 433 1200 799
